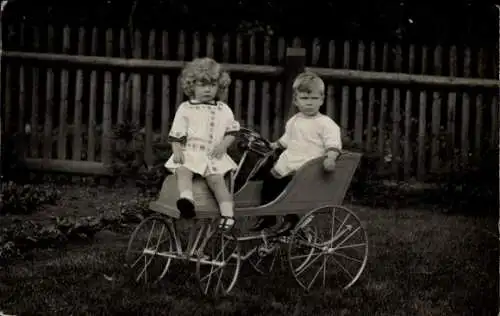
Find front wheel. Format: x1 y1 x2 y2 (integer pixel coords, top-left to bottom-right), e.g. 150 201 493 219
287 205 369 291
125 215 175 284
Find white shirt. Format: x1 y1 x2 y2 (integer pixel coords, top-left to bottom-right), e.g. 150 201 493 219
165 100 240 176
273 112 342 177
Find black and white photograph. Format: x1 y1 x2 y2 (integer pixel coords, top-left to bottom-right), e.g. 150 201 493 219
0 0 498 315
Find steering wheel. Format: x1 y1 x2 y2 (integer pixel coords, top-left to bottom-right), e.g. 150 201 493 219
238 128 273 156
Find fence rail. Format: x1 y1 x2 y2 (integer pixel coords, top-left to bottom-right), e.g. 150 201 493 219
5 51 500 88
2 24 499 181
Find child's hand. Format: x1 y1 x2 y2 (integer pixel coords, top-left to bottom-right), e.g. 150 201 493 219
209 143 228 159
323 156 336 172
173 150 184 164
270 142 280 150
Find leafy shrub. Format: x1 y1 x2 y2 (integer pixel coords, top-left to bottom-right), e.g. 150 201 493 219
109 122 171 193
0 182 60 215
1 129 31 184
109 122 146 179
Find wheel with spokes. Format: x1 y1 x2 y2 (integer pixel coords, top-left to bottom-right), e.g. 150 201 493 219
287 205 369 291
196 229 241 296
125 215 175 284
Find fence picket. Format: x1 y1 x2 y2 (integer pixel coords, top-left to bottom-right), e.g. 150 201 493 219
18 24 25 134
131 30 142 125
72 28 85 161
272 37 285 139
430 45 442 172
377 43 389 165
492 95 499 147
247 35 256 130
192 32 200 58
460 48 471 167
260 36 271 138
101 28 113 165
354 42 365 146
206 32 214 57
233 34 243 121
325 40 335 120
417 45 428 179
366 41 376 153
117 28 127 124
144 30 155 166
87 27 98 161
30 26 40 157
57 26 70 159
4 26 12 133
340 41 349 136
391 44 403 177
474 48 484 161
160 31 171 142
447 45 457 171
43 25 55 159
311 38 320 65
175 31 185 107
403 45 415 178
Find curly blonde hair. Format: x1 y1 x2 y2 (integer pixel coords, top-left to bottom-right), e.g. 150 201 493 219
181 57 231 100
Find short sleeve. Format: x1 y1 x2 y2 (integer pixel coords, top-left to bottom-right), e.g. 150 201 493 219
168 103 188 143
223 104 240 137
321 117 342 153
277 117 294 148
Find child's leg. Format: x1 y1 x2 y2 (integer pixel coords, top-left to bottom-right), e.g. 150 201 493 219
175 166 196 219
205 174 235 230
250 169 293 231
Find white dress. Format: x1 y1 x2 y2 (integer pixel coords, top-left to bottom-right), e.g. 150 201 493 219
165 100 240 176
273 112 342 177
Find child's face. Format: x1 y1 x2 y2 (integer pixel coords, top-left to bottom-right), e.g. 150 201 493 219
294 90 324 116
193 80 218 102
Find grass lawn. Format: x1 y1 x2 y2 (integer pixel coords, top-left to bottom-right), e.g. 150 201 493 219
0 184 498 315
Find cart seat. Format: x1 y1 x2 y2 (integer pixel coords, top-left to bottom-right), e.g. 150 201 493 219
150 151 362 219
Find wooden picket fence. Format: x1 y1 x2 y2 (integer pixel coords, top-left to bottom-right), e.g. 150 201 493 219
2 24 499 180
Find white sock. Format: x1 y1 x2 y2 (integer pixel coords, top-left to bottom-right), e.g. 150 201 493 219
179 190 193 201
219 201 234 217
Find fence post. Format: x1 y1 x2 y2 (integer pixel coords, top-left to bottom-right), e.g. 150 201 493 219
284 47 306 120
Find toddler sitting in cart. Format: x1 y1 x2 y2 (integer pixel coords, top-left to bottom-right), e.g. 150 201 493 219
165 57 240 232
250 71 342 234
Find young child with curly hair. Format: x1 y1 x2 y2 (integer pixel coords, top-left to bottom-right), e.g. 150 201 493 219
165 57 239 231
250 71 342 233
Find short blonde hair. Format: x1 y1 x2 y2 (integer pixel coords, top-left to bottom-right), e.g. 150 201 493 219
292 71 325 95
180 57 231 99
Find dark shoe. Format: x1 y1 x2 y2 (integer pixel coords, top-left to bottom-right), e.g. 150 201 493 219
275 215 300 235
218 216 236 232
249 216 277 231
176 198 196 219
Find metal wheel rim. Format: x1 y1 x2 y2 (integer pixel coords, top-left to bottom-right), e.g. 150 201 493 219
196 231 242 296
287 205 369 291
125 215 174 284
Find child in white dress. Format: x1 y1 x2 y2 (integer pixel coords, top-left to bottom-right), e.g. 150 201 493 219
250 72 342 233
165 57 240 231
